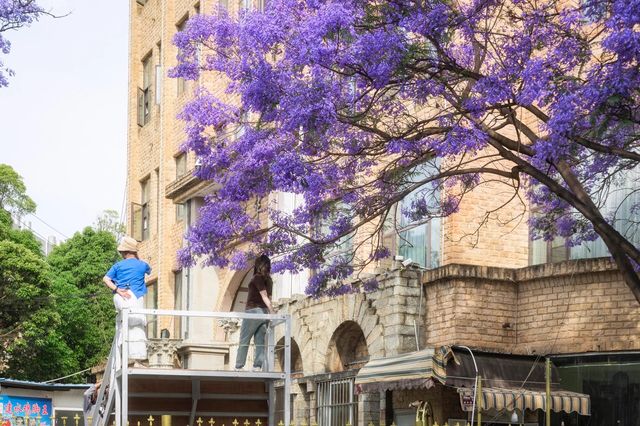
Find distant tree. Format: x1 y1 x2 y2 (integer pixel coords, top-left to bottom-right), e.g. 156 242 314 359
0 208 41 255
45 227 120 377
0 166 78 381
0 164 36 217
0 240 49 335
2 228 119 382
0 0 46 87
93 209 125 238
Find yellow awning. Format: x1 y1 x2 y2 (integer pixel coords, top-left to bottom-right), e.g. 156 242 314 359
458 386 590 416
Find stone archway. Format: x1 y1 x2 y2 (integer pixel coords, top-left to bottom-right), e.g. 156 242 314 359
275 337 304 375
217 267 252 312
325 321 370 373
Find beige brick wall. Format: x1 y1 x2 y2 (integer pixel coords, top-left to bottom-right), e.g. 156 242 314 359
421 259 640 354
127 0 204 336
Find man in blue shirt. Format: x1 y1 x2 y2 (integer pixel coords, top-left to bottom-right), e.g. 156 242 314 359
103 236 151 362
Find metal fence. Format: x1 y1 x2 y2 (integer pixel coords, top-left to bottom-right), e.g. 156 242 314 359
315 378 358 426
51 415 480 426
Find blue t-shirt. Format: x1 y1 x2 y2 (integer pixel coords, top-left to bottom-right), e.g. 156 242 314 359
106 258 151 298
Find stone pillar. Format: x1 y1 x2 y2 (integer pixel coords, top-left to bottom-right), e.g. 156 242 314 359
358 392 380 426
147 338 181 368
378 269 423 356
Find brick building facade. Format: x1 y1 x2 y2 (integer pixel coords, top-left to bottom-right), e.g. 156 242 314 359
126 1 640 425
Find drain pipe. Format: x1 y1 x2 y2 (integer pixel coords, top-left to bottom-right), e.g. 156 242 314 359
414 278 424 351
456 345 479 426
412 267 425 351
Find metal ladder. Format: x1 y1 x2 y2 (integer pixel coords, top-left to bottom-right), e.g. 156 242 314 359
90 322 120 426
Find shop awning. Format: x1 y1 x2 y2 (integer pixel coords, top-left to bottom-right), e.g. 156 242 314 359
446 347 591 416
457 386 590 416
354 348 447 394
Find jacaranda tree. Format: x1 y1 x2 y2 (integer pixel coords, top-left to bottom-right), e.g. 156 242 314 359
171 0 640 301
0 0 45 87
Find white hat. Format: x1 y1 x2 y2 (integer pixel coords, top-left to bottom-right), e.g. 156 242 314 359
117 236 138 253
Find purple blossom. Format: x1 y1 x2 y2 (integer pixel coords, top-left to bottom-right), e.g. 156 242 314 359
171 0 640 298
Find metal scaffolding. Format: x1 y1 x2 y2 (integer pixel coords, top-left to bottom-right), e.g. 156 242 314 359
91 308 292 426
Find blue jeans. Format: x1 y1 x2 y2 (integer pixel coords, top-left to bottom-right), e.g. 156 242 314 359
235 307 268 369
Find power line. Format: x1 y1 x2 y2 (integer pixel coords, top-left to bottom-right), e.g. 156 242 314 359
44 367 93 384
25 212 70 240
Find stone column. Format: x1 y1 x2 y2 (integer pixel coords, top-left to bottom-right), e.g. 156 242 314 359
358 392 380 426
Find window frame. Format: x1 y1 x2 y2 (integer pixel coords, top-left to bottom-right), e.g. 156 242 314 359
176 16 189 95
145 280 158 338
138 53 153 126
140 177 151 240
384 161 443 269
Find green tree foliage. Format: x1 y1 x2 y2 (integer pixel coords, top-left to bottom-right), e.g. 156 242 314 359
3 228 120 382
0 165 120 381
46 227 120 371
0 164 36 217
0 240 49 334
0 238 75 382
93 209 125 239
0 209 41 255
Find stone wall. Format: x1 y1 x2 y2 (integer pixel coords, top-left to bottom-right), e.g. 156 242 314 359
422 258 640 355
275 269 424 376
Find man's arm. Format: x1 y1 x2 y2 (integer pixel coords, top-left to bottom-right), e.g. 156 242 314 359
103 276 131 299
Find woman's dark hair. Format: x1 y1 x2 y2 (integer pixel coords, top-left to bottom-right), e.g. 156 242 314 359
254 254 271 275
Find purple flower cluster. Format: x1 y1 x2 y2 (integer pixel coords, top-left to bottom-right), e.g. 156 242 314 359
171 0 640 297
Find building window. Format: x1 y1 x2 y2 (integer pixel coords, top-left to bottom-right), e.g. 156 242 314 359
176 203 186 222
131 178 150 241
145 281 158 338
317 201 354 265
239 0 252 11
136 0 147 5
316 378 358 426
555 352 640 426
176 18 188 95
390 162 442 269
176 153 187 178
141 178 150 240
530 167 640 265
173 271 183 338
273 192 308 301
137 54 153 126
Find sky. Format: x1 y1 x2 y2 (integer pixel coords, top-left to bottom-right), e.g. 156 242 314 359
0 0 129 242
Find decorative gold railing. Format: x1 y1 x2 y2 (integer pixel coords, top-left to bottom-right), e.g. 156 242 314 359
51 415 481 426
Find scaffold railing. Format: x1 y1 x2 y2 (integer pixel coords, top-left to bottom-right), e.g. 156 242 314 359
90 308 292 426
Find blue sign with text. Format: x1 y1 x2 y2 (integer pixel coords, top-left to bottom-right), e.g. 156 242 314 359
0 396 52 426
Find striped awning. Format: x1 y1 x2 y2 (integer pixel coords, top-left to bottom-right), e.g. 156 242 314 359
354 348 447 394
458 386 591 416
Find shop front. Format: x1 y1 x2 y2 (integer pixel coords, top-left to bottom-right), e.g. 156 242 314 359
552 351 640 426
355 347 591 425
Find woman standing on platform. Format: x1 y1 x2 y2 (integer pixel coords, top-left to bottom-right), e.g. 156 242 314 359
235 254 275 371
102 236 151 362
